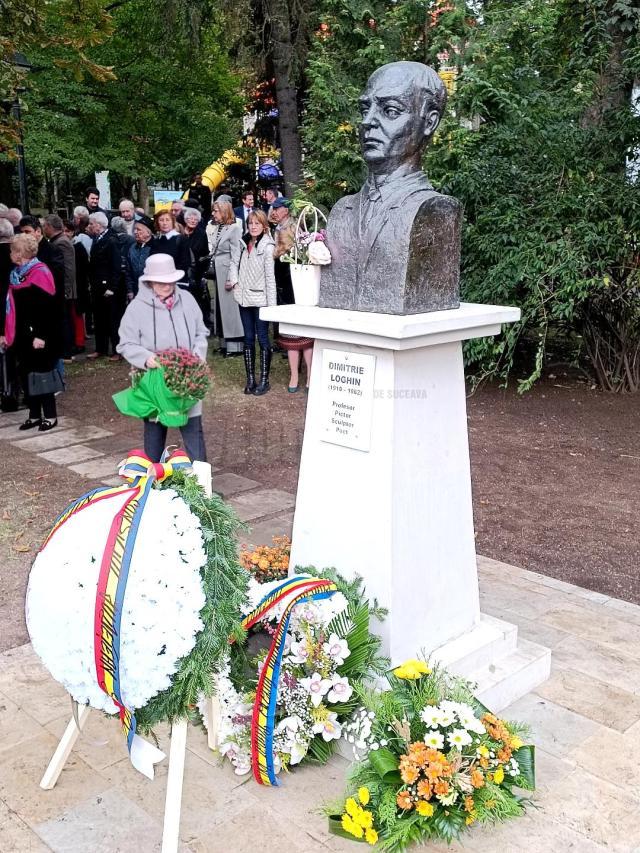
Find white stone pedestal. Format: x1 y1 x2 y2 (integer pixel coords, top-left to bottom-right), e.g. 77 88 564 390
261 302 550 709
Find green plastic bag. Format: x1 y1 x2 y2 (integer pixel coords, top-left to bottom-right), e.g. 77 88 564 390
112 367 198 427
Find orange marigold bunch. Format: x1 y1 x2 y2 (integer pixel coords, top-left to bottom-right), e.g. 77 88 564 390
481 712 511 744
239 536 291 582
396 743 452 812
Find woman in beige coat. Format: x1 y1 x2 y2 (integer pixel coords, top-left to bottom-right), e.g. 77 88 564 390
206 200 244 357
228 210 276 395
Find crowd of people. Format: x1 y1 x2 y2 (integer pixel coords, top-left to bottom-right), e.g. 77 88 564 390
0 179 312 446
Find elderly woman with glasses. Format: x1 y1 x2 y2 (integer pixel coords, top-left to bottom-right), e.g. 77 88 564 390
182 206 211 326
117 253 209 462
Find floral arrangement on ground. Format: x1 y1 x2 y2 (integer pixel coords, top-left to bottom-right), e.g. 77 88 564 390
326 660 535 850
200 569 389 778
239 535 290 582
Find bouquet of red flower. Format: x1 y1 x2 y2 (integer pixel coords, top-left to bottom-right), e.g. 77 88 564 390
156 348 211 400
113 348 211 427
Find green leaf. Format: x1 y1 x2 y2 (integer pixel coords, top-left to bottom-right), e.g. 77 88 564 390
369 747 401 784
513 744 536 788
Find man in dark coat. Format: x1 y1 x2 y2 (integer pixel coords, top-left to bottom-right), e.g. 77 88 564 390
186 174 211 218
234 190 255 233
86 212 123 359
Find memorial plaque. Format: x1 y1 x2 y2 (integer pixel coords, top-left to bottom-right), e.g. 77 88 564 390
320 349 376 451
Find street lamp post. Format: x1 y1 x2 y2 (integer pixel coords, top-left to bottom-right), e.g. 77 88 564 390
12 52 32 214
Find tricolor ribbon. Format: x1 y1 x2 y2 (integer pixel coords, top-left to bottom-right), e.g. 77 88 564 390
241 576 338 786
41 448 192 778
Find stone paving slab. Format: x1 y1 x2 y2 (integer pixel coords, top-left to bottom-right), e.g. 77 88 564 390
0 799 50 853
0 410 31 425
68 456 125 480
0 416 77 440
11 426 113 453
101 476 124 487
212 472 261 498
227 488 295 522
38 443 105 465
34 787 181 853
240 513 294 549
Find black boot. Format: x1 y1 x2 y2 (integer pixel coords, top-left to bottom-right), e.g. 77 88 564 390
253 347 271 396
243 346 256 395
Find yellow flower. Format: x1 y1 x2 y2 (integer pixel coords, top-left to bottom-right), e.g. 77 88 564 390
358 787 370 806
337 122 353 133
341 814 364 839
365 827 378 846
510 736 523 750
416 800 434 817
393 659 432 680
493 765 505 784
465 812 477 826
357 809 373 830
345 797 359 818
477 745 490 758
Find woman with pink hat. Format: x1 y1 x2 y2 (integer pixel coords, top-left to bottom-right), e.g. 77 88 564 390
117 253 209 461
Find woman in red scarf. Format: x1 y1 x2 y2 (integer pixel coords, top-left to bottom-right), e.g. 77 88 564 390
0 234 60 431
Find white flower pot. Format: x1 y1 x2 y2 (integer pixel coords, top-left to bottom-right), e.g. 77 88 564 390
290 263 321 306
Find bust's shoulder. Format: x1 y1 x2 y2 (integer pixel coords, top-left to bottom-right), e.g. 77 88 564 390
414 191 462 216
329 190 362 215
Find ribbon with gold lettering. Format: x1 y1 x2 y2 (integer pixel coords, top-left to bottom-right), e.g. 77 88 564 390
41 448 192 778
241 576 338 785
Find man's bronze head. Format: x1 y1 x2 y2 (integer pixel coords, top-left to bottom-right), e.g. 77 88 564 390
358 62 447 175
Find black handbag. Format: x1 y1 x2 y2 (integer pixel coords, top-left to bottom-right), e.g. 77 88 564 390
27 369 65 396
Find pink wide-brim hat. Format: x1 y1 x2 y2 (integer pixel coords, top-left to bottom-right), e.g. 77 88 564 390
139 253 184 283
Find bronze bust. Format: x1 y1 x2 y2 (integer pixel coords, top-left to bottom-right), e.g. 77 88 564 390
319 61 462 315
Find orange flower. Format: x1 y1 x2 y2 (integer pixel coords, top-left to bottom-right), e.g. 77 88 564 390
433 780 450 796
408 742 429 766
396 790 413 810
417 779 432 799
479 756 490 769
497 747 512 763
470 769 485 789
424 762 444 781
424 748 444 763
400 763 420 785
464 796 475 813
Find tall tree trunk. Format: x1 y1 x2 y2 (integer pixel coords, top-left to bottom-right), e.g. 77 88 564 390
265 0 303 195
137 175 150 212
582 2 632 128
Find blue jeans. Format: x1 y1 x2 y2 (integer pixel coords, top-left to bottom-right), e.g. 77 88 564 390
239 306 270 349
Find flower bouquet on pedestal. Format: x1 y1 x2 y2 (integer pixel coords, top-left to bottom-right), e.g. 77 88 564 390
113 347 211 427
282 200 331 306
326 660 535 850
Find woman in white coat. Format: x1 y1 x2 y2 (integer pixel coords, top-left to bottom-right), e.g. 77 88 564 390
206 200 244 357
227 210 276 395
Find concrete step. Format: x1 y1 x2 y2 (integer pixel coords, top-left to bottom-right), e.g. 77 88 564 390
473 637 552 712
431 614 518 679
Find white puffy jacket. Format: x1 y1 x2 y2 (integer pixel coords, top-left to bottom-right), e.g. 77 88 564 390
229 233 277 308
